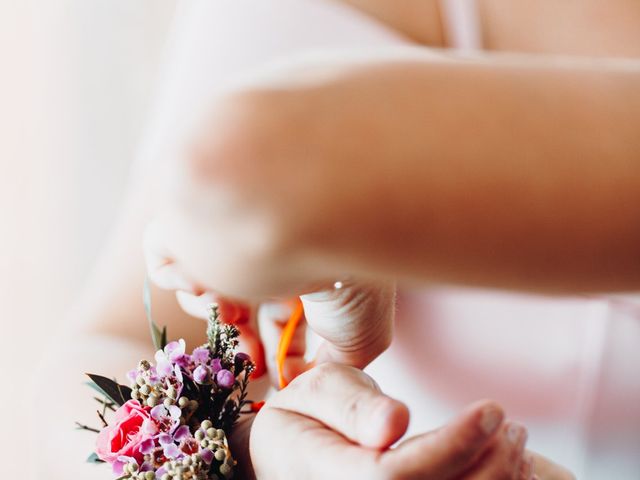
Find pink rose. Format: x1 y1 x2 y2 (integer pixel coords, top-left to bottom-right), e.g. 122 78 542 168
95 400 151 464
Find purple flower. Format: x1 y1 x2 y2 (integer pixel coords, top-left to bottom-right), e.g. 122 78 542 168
127 365 160 388
210 358 222 374
193 365 211 384
163 443 181 460
234 352 251 371
145 404 181 435
235 352 251 363
173 425 191 442
154 340 188 376
173 354 190 368
192 346 210 365
139 438 155 455
155 353 173 377
157 425 193 461
200 448 214 464
165 340 186 362
216 369 235 389
146 366 160 385
173 364 184 384
151 404 181 423
112 456 136 476
158 433 172 445
158 425 190 445
126 368 138 384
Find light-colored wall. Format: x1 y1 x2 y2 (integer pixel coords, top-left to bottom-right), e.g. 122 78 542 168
0 1 176 474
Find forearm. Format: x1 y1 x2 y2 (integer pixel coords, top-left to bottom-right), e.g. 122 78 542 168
296 55 640 293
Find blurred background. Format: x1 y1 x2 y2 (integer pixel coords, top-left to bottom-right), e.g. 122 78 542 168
2 2 639 479
0 0 176 472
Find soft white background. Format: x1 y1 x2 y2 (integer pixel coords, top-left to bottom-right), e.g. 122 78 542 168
0 1 176 474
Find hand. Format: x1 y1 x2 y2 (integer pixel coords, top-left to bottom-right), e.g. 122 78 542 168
257 279 395 385
145 212 396 383
147 264 396 385
248 363 535 480
144 73 365 301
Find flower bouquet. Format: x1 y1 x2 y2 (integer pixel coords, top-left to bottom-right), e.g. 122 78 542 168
79 302 257 479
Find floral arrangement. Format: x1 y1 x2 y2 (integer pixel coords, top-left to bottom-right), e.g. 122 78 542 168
78 302 258 479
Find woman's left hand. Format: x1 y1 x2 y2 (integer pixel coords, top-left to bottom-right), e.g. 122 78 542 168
234 363 557 480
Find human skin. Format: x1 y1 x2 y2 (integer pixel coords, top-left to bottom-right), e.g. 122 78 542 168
36 1 640 477
248 364 532 480
151 0 640 298
157 50 640 300
144 5 638 478
148 10 640 396
342 0 640 57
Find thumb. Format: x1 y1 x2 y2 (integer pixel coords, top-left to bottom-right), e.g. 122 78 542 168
268 363 409 449
382 400 506 479
301 280 395 370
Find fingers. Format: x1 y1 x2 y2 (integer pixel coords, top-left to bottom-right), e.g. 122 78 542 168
251 401 377 480
253 364 538 480
529 452 576 480
520 452 535 480
380 399 506 480
145 219 269 376
267 363 409 449
175 290 216 319
257 300 309 385
301 280 395 370
257 280 395 389
463 421 529 480
144 220 200 292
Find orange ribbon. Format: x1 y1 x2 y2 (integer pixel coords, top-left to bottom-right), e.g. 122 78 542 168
275 298 304 389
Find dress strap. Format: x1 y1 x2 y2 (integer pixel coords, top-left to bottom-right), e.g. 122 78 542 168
440 0 482 51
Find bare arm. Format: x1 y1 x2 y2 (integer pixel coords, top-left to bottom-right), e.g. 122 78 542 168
303 55 640 293
182 53 640 296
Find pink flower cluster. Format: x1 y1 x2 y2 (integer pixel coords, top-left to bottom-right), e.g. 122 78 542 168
93 338 252 479
128 340 237 391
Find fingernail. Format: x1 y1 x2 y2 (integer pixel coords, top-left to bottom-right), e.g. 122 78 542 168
506 422 527 445
151 264 194 292
176 290 215 319
479 405 503 436
521 452 534 479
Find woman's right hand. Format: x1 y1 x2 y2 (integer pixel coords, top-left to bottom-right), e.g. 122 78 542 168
146 226 397 385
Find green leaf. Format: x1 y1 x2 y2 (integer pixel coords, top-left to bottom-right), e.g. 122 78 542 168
144 276 168 351
86 374 132 407
85 381 106 396
86 452 104 463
